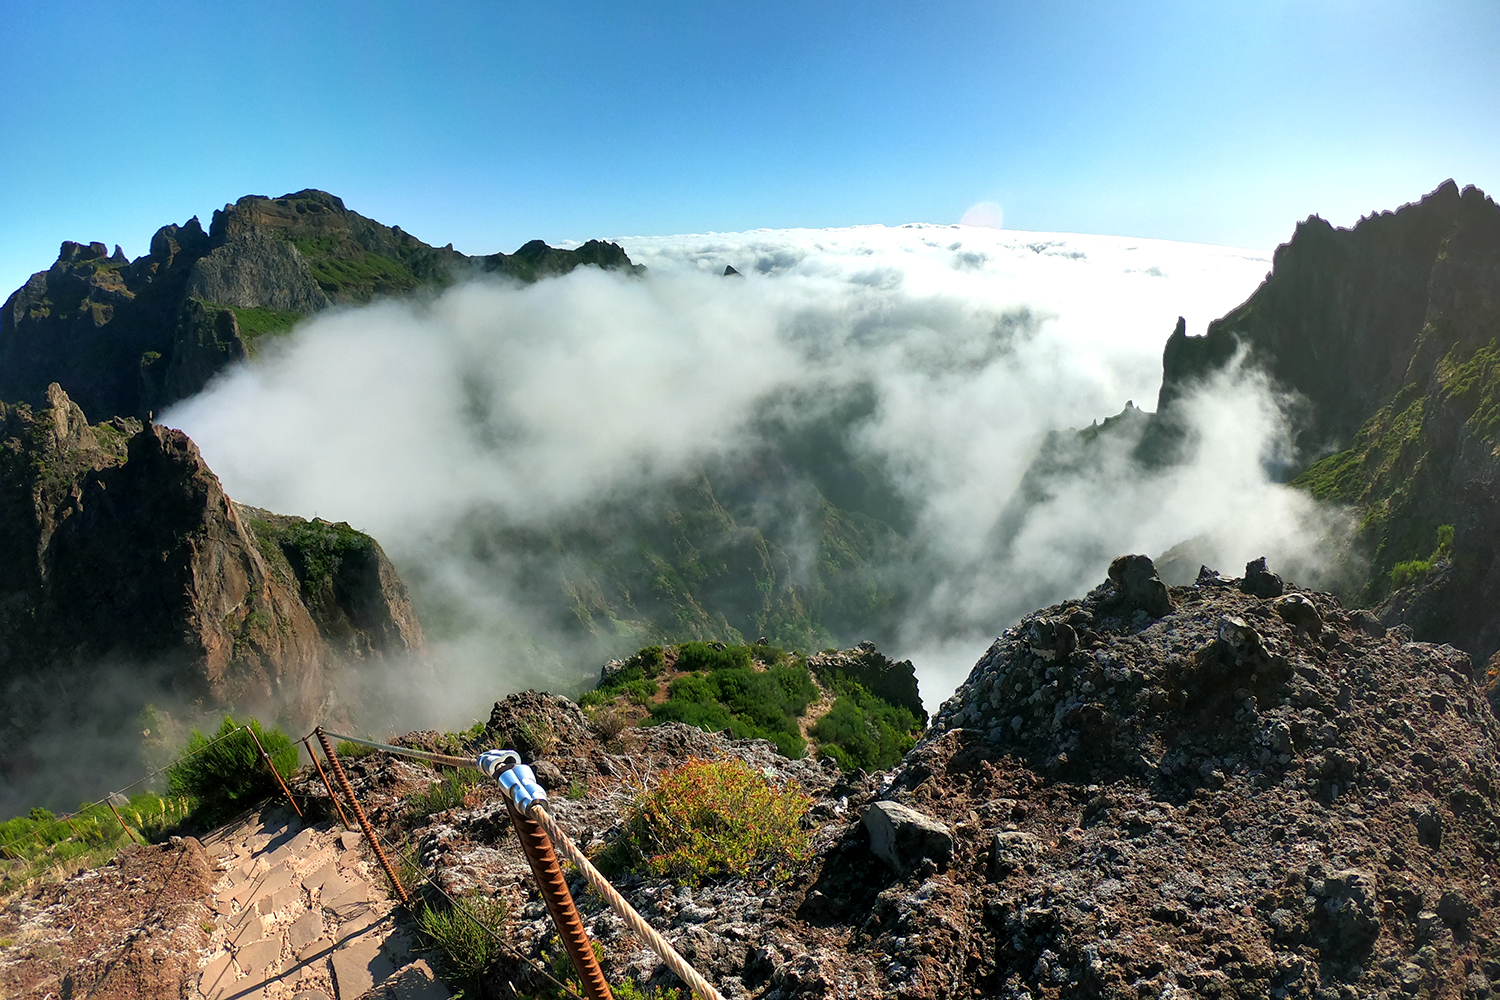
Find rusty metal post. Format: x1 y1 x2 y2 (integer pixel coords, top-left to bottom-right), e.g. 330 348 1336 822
246 725 303 820
504 797 613 1000
314 727 410 905
105 800 143 845
303 737 353 830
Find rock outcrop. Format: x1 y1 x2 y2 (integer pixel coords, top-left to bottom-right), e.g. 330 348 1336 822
1011 181 1500 692
0 385 423 815
0 189 645 421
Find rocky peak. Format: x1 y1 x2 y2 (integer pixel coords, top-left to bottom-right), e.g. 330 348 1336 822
209 189 351 242
0 385 423 816
1156 179 1500 448
2 189 646 421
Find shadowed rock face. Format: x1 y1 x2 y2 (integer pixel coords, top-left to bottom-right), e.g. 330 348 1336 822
0 385 423 815
1156 179 1500 450
0 189 643 421
1152 181 1500 677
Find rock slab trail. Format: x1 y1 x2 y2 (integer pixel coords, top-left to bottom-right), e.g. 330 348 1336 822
196 808 449 1000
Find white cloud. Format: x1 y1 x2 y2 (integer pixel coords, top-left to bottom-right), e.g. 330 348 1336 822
166 224 1304 717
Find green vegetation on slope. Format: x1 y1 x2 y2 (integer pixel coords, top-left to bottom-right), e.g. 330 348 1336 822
1435 338 1500 440
242 514 375 613
649 643 817 759
810 678 922 771
289 235 422 299
0 794 193 889
230 305 302 351
581 641 925 770
1290 336 1500 603
1390 524 1455 590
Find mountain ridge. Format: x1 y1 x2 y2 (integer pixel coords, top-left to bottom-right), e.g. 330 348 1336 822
0 189 644 423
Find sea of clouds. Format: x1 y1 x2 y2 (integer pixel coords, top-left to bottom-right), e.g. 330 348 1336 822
164 223 1343 721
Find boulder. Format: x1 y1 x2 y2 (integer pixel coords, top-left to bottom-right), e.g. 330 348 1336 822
1275 593 1322 632
863 800 953 874
1350 609 1386 637
1239 556 1284 598
1107 554 1173 617
1026 618 1076 662
990 830 1043 877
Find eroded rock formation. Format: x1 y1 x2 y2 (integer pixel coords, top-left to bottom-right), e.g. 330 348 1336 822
0 385 422 815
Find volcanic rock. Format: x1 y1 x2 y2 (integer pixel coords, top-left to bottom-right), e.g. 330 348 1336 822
862 800 954 874
0 385 422 814
1106 553 1173 617
1239 555 1285 598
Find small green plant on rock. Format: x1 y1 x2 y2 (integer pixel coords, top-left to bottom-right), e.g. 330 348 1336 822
405 770 480 819
1390 523 1455 590
597 757 812 885
415 893 507 983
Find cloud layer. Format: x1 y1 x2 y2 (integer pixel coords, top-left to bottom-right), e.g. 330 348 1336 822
165 224 1319 717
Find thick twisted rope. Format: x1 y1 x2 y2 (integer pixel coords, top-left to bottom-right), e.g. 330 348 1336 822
525 801 726 1000
315 732 726 999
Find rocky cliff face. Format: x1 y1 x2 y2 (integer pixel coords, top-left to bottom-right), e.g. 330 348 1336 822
1145 180 1500 685
0 385 423 816
0 189 644 421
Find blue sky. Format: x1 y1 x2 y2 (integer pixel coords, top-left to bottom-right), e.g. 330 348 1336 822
2 1 1498 296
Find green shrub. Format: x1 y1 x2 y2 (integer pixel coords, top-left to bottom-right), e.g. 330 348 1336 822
646 654 817 759
630 644 666 674
810 681 921 771
597 757 812 885
1389 523 1456 590
415 893 507 982
166 716 299 824
675 642 752 673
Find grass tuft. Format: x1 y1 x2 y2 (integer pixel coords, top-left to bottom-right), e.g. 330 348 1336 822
415 893 507 982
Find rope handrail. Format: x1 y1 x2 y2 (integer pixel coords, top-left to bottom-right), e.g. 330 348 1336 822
365 740 727 1000
3 720 732 1000
526 799 726 1000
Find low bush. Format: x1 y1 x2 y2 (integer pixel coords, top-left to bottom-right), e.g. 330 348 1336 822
166 716 299 825
597 757 812 885
587 706 630 743
415 893 507 982
1390 523 1456 590
810 680 922 771
675 641 751 673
